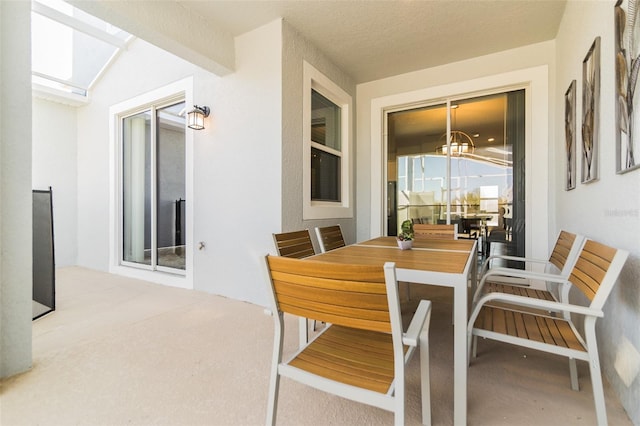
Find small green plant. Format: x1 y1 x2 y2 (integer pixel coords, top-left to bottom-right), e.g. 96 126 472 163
398 219 414 241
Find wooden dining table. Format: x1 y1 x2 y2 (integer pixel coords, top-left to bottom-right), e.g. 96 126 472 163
310 236 477 425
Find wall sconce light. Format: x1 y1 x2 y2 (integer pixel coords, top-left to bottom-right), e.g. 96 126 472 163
187 105 210 130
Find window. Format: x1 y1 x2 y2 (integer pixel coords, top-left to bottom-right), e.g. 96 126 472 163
303 62 353 219
311 90 342 202
31 0 133 101
110 78 193 288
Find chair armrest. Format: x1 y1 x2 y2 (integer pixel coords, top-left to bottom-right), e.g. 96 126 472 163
486 255 547 264
480 255 547 276
472 292 604 318
482 267 563 283
403 300 432 347
472 268 568 304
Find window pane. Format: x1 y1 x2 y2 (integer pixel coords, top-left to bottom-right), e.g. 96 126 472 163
397 157 407 191
122 111 152 265
311 147 341 202
450 94 512 230
156 102 186 270
71 30 119 89
32 14 72 81
311 89 341 151
37 0 130 41
32 0 131 96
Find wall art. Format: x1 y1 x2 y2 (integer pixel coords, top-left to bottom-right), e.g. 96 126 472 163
565 80 577 190
615 0 640 173
582 36 600 184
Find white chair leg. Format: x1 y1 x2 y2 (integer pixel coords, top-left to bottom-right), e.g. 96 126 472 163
394 407 404 426
267 316 284 426
266 372 280 426
569 358 579 391
584 319 608 426
471 335 478 359
589 354 608 426
394 379 405 426
298 317 308 350
420 327 431 426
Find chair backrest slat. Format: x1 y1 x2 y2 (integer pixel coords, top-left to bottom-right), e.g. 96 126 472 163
549 230 576 270
570 240 619 302
315 225 346 253
548 230 580 273
414 223 457 240
273 230 315 259
266 255 391 332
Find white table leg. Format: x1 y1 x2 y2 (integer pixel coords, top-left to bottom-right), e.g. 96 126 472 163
453 280 468 425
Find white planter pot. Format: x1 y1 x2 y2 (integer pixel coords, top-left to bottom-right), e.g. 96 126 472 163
397 239 413 250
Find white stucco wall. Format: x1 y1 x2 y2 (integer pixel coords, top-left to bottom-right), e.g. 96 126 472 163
281 21 357 247
356 41 556 261
1 0 33 378
76 38 200 272
555 2 640 423
76 23 282 305
32 98 78 267
191 20 282 304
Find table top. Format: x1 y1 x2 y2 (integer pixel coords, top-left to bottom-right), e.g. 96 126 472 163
359 236 475 251
312 236 474 274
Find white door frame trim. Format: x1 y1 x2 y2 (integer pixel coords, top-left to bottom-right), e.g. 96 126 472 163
368 66 549 260
108 76 194 289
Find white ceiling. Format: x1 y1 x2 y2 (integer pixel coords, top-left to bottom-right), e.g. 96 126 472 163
179 0 567 83
64 0 567 147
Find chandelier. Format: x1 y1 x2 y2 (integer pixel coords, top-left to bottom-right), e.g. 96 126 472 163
438 130 475 156
437 105 475 156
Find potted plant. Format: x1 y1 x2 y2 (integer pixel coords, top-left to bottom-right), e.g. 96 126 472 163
397 219 414 250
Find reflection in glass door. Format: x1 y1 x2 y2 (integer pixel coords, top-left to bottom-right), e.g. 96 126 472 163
387 90 524 258
123 110 152 266
122 101 186 272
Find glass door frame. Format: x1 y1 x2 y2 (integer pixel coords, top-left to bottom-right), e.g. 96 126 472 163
370 66 550 263
382 87 523 235
119 99 187 276
108 77 194 289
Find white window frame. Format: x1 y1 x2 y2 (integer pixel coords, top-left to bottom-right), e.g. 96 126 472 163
303 61 353 219
108 77 194 289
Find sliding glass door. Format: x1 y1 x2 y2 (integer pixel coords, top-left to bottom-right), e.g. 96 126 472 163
122 101 186 272
387 90 525 257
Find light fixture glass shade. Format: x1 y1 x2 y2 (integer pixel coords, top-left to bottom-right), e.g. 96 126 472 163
439 131 474 156
187 105 210 130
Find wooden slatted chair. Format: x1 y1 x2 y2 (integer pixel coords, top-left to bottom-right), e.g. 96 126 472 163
272 230 315 259
314 225 346 253
472 231 585 305
468 239 629 425
413 223 458 240
409 224 458 305
264 255 433 426
273 230 318 339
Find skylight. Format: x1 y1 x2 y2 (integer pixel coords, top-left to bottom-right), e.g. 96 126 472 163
31 0 133 102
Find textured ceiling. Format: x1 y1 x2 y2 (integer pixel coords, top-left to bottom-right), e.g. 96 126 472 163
179 0 567 83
